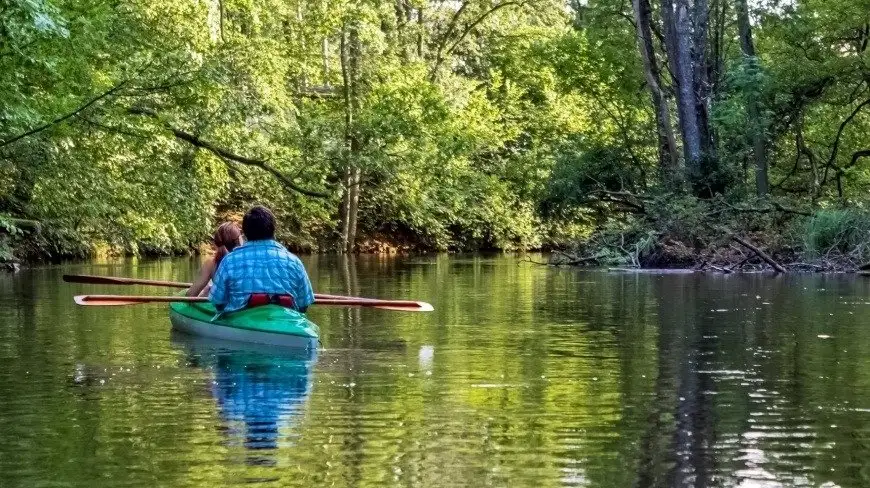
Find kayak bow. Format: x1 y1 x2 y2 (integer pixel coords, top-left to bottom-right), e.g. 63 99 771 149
168 300 320 349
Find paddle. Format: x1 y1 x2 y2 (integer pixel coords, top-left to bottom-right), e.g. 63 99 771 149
74 294 434 312
64 274 378 302
64 274 190 288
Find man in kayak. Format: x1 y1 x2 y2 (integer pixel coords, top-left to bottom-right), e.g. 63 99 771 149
209 206 315 313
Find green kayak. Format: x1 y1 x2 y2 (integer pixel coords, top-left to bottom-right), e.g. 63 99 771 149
168 301 319 350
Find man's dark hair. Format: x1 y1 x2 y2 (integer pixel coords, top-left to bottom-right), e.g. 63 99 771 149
242 206 276 241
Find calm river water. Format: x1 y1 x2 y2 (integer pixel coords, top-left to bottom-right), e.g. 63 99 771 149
1 255 869 487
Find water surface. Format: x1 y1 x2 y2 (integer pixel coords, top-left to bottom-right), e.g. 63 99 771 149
1 255 869 487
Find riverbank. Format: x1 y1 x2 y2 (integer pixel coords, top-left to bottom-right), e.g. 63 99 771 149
0 226 480 269
542 235 870 274
6 196 870 275
540 198 870 274
538 241 840 273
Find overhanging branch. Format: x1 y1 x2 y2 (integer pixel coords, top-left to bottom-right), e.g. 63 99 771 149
429 1 526 80
821 97 870 186
128 107 330 199
588 189 649 213
0 79 129 148
845 149 870 169
444 1 524 58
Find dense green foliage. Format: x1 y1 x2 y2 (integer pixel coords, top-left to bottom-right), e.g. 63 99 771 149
0 0 868 260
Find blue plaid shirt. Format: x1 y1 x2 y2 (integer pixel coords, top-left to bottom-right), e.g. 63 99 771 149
209 239 315 313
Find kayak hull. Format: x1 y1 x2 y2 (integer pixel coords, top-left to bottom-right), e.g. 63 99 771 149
168 301 319 350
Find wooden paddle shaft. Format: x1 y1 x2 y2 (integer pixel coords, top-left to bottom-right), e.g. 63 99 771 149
75 295 433 310
63 274 192 288
79 295 207 303
65 274 377 301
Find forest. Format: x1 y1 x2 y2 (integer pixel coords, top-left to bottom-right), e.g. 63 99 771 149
1 0 869 268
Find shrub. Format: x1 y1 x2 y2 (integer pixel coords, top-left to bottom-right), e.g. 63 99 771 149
802 210 870 258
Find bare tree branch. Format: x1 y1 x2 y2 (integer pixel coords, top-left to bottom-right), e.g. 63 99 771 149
429 1 469 80
444 1 523 57
845 149 870 169
76 114 148 139
430 1 526 79
820 97 870 186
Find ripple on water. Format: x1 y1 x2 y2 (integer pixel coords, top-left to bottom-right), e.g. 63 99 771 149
4 259 870 487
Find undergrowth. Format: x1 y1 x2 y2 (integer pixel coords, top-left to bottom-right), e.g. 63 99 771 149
801 210 870 261
555 194 870 271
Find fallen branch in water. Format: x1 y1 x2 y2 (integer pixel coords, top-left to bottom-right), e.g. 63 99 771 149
522 255 551 266
730 254 755 272
729 234 787 273
788 262 826 270
551 250 606 266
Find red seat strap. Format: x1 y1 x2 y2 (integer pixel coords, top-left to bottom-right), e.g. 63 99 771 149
247 294 296 309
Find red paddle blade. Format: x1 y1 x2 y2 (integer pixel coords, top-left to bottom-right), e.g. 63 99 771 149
374 302 433 312
313 298 433 311
369 304 434 312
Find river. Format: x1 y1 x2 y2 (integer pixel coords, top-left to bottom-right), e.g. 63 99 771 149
1 255 869 487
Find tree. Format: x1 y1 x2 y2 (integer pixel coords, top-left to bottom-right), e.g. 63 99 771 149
632 0 679 180
736 0 768 197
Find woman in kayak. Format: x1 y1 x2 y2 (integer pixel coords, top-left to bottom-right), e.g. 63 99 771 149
187 222 243 297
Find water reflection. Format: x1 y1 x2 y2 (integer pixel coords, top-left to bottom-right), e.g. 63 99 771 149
171 333 317 462
4 257 870 487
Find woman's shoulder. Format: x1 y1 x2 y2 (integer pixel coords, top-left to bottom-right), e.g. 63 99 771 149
203 256 218 271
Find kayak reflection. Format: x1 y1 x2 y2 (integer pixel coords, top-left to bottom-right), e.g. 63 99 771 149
171 332 317 454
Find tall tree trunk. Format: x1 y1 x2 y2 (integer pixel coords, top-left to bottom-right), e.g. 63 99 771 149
632 0 680 184
736 0 768 197
796 115 820 201
339 24 362 253
218 0 225 42
347 166 360 253
692 0 713 153
340 28 351 252
340 166 361 253
416 8 424 58
661 0 716 195
322 38 330 85
710 0 728 95
394 0 410 60
694 0 720 192
339 170 352 252
295 5 308 89
673 1 702 175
